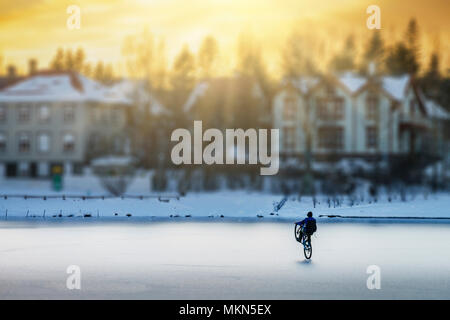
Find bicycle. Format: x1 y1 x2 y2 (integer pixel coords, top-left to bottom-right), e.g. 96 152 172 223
294 224 312 259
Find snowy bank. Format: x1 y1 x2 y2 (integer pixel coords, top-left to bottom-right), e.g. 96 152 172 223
0 190 449 221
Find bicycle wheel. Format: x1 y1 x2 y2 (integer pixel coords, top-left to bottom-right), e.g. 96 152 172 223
294 224 301 242
303 235 312 259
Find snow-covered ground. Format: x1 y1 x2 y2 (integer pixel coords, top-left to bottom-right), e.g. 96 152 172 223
0 177 449 220
1 222 449 299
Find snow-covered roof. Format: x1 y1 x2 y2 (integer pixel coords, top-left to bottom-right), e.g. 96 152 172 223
281 74 412 102
111 80 168 115
423 98 450 120
337 73 366 93
0 72 131 105
282 77 319 95
380 75 410 100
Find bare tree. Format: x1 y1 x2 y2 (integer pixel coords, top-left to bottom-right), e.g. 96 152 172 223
92 157 135 196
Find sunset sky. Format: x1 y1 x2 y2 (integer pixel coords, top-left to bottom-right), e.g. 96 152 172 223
0 0 449 76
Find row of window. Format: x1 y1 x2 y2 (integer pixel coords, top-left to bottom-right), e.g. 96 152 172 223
0 132 75 154
0 105 76 123
0 104 123 124
282 95 380 122
282 126 378 151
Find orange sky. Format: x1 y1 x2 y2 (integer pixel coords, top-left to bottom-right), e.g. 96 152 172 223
0 0 449 76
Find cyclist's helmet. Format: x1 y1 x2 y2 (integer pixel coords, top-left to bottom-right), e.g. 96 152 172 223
307 211 313 217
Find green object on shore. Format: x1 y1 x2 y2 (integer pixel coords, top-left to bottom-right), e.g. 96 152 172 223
51 165 63 191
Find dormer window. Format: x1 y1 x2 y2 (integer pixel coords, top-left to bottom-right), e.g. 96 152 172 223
366 95 378 120
317 97 344 120
283 97 296 120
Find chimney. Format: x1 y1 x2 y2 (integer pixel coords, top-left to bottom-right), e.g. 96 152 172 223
28 59 38 75
7 65 16 79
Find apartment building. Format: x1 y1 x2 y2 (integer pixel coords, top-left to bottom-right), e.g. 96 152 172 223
0 71 131 177
273 73 449 166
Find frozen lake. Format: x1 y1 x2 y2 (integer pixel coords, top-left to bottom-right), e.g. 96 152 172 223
0 221 449 299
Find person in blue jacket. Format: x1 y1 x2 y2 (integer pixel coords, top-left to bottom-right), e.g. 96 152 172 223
295 211 317 244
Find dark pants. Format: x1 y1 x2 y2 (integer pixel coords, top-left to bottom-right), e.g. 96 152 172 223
299 231 311 244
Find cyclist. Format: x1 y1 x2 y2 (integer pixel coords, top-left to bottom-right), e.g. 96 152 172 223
295 211 317 244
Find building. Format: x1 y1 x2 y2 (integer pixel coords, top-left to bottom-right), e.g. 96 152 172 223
273 73 450 171
0 71 131 178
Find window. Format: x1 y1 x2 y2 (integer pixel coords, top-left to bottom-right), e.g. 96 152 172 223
92 106 107 123
38 105 51 122
0 105 6 121
333 98 344 120
89 133 100 149
409 100 416 116
113 136 123 153
283 97 296 120
111 107 122 124
63 133 75 152
318 98 344 120
0 133 6 152
366 95 378 120
18 105 31 122
37 133 51 153
283 127 296 151
366 126 378 148
317 98 328 120
64 105 75 122
18 162 29 177
318 127 343 149
18 132 31 153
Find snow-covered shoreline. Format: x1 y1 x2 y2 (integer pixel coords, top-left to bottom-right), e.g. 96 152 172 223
0 189 449 221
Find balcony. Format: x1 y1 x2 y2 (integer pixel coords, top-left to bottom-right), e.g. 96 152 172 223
399 114 431 131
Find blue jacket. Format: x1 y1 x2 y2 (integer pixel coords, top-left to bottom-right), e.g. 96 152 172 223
296 216 316 226
296 217 317 233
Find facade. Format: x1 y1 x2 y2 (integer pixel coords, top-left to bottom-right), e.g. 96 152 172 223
273 73 450 168
0 71 131 177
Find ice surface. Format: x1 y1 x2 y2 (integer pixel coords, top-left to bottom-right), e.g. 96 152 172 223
0 222 449 299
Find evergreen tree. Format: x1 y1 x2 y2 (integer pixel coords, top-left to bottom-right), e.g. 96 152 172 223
360 31 384 74
198 35 219 79
73 47 85 73
50 47 65 71
64 49 75 71
94 61 105 82
385 43 415 75
421 52 441 98
404 18 420 74
169 44 196 126
281 31 316 78
329 35 355 72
